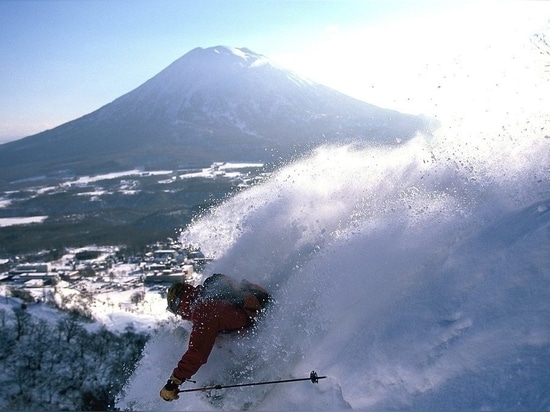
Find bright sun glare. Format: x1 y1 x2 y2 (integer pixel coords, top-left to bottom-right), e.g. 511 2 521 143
272 3 549 119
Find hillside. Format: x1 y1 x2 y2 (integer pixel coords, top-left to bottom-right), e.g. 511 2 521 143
0 46 426 187
119 117 550 410
0 163 265 255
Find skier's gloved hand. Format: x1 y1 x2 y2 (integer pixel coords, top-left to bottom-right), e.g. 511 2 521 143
159 375 184 401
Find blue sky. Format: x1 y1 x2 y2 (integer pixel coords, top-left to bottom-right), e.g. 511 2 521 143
0 1 547 142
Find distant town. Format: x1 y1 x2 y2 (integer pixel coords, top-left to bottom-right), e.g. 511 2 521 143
0 238 210 311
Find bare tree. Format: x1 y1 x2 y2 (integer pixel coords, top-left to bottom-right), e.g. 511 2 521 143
12 307 29 341
57 311 84 343
0 308 6 328
532 23 550 68
130 290 145 305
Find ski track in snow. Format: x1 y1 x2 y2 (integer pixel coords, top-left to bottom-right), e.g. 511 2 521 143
118 20 550 412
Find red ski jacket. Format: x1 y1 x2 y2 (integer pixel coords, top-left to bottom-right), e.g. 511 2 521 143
172 299 251 380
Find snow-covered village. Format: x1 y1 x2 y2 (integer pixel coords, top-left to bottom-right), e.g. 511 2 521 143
0 240 206 325
0 239 211 410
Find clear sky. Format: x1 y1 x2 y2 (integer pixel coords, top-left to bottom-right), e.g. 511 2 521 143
0 1 548 143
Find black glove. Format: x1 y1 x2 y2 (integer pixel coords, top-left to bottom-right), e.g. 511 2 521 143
159 375 183 401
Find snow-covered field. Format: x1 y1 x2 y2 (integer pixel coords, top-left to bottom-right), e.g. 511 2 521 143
0 216 48 227
117 19 550 411
0 162 262 227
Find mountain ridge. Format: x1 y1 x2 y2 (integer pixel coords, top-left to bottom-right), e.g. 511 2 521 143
0 46 427 187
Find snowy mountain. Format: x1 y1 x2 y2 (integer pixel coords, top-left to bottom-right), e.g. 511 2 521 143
3 116 549 410
114 33 550 410
1 26 550 409
0 46 425 185
3 21 550 409
117 117 550 410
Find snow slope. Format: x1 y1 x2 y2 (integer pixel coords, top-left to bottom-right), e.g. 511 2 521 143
118 23 550 412
118 130 550 411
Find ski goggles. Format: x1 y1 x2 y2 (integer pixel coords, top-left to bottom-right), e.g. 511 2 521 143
167 295 181 315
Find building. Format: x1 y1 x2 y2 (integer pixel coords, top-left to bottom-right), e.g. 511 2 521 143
12 263 51 274
144 264 197 284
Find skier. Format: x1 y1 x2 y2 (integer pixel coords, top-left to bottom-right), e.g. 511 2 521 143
160 274 271 401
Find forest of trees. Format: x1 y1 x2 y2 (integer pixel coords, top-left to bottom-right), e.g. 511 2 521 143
0 306 148 410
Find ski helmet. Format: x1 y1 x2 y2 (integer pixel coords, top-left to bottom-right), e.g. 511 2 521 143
167 282 196 316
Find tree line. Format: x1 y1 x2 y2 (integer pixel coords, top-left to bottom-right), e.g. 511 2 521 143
0 306 148 410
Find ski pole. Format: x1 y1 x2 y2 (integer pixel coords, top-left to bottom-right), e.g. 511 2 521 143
177 370 326 393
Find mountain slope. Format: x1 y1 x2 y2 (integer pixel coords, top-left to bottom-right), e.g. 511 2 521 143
0 46 425 185
118 125 550 410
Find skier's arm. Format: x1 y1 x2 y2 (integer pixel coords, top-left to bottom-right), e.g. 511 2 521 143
172 311 218 380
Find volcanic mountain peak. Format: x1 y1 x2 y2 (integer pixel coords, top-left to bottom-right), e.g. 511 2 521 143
0 45 427 186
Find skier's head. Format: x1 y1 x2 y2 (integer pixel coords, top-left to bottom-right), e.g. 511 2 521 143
167 282 198 319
